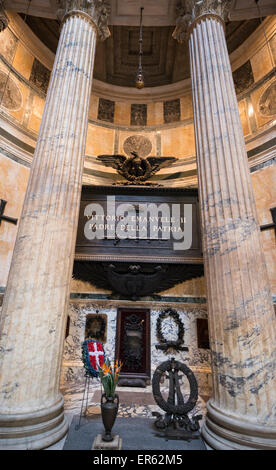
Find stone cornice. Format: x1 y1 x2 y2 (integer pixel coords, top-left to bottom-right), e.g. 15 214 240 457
57 0 110 40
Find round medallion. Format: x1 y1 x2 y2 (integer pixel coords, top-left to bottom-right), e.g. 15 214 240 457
0 70 23 111
123 134 152 158
258 81 276 117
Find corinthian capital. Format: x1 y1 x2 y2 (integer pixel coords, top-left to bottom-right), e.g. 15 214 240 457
57 0 110 41
173 0 231 43
0 6 9 32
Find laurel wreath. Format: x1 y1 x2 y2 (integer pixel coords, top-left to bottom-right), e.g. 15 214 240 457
156 308 187 351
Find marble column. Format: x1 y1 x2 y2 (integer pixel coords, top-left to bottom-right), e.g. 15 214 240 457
174 0 276 449
0 1 110 449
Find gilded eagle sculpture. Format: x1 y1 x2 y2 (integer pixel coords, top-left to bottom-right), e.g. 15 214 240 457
97 151 177 184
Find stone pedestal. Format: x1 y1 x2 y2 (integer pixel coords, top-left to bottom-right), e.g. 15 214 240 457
0 3 109 449
92 434 122 450
174 1 276 450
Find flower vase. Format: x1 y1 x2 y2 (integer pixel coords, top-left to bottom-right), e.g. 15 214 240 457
101 393 119 442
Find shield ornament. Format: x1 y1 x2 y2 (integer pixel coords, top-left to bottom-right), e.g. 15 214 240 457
82 339 105 377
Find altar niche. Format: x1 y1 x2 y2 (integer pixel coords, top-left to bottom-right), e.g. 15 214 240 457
115 308 151 388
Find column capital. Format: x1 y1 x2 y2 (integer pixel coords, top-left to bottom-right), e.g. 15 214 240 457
173 0 231 43
57 0 110 41
0 6 9 32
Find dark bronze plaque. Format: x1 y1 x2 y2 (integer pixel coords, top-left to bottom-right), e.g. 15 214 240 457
75 186 203 264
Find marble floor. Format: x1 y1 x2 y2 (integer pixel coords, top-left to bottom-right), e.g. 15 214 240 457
46 382 209 450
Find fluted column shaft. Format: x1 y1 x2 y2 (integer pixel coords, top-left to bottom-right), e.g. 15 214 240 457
0 10 100 449
188 16 276 449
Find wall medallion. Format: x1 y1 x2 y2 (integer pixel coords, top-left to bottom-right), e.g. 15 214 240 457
0 70 22 111
123 134 152 158
259 81 276 117
156 308 188 352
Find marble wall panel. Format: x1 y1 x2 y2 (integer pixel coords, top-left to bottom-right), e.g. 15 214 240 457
238 99 250 137
114 101 131 126
250 43 274 83
180 94 193 121
60 302 212 397
145 102 163 126
85 123 115 156
161 124 195 158
28 94 45 133
0 153 29 287
251 164 276 293
12 42 34 80
89 94 99 121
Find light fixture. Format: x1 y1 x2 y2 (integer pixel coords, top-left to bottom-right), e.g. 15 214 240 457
135 7 145 89
248 103 254 117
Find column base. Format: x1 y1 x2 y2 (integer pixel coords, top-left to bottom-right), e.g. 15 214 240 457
0 394 68 450
201 400 276 450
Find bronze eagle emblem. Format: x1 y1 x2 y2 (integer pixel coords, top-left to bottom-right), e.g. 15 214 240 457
97 151 177 184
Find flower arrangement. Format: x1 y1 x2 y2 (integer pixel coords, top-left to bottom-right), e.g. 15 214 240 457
98 358 122 398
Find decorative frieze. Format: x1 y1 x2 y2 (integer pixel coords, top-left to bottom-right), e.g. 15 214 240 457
97 97 115 122
163 98 181 123
232 60 254 96
29 58 51 95
131 103 147 126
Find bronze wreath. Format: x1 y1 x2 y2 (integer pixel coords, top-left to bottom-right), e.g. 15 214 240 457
155 308 188 352
152 359 198 415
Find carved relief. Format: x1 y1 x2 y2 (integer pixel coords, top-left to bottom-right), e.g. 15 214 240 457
0 70 22 111
232 60 254 95
29 59 51 95
123 135 152 158
97 97 115 122
131 104 147 126
164 99 181 123
259 81 276 117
